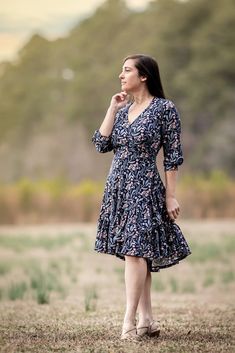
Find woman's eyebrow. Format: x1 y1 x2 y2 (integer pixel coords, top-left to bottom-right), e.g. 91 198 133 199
122 66 132 70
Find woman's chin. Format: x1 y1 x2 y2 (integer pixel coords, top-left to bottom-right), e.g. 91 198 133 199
121 86 130 94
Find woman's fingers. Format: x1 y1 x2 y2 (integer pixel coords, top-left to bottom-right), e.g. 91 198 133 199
110 92 129 110
166 197 180 221
113 92 128 108
168 207 180 220
116 91 127 101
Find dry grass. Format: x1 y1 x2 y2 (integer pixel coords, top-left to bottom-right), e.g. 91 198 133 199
0 220 234 353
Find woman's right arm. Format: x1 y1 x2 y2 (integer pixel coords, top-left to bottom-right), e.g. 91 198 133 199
99 92 128 137
98 105 119 137
92 92 129 153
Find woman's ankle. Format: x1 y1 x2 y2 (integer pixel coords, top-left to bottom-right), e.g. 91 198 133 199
138 314 153 325
123 316 136 327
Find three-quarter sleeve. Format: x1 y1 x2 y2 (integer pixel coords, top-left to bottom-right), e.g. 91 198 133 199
91 129 114 153
162 100 184 171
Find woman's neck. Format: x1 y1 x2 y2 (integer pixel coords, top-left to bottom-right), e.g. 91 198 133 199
132 89 153 105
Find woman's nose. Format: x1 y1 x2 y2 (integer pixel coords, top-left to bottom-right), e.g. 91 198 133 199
119 71 124 79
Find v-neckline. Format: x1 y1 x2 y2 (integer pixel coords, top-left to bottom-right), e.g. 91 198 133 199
127 96 156 127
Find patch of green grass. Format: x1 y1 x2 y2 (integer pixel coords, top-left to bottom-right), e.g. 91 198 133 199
79 233 91 252
29 266 43 290
188 242 223 263
202 268 216 288
0 233 79 252
0 287 3 300
113 267 124 274
169 276 179 293
181 280 196 293
152 277 166 292
28 262 67 304
48 260 61 273
95 267 102 273
70 274 78 283
29 267 51 304
203 275 215 287
7 281 28 300
36 287 50 304
188 235 235 264
84 285 98 312
0 262 12 276
224 236 235 254
221 270 235 284
30 267 64 292
113 267 124 283
57 256 74 275
65 258 74 274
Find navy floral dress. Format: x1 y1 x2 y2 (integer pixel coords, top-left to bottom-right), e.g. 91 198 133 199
91 97 191 272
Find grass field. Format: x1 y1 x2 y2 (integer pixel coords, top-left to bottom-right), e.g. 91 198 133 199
0 220 234 353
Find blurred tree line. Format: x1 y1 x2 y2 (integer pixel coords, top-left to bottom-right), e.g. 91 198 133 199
0 0 234 180
0 171 234 223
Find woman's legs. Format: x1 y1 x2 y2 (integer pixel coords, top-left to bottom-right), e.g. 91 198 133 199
137 268 153 327
123 255 148 330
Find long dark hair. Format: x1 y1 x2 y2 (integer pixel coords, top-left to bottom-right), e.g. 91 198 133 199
123 54 166 98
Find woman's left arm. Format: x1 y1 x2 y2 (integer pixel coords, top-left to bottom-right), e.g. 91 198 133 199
162 100 184 221
165 169 180 221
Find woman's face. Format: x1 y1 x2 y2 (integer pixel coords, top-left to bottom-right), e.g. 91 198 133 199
119 59 146 93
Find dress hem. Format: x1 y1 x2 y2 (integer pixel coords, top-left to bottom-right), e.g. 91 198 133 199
94 247 192 272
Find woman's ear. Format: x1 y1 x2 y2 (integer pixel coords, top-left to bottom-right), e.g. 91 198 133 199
140 76 147 82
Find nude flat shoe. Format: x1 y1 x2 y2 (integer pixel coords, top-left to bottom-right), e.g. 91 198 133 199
148 320 160 337
136 325 149 337
120 324 138 340
137 320 160 338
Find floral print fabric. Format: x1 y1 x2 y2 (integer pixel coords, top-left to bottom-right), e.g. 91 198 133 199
91 97 191 272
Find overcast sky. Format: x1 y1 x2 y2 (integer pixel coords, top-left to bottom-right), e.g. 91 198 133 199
0 0 151 63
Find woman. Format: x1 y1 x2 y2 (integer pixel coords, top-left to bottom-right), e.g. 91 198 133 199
91 54 191 340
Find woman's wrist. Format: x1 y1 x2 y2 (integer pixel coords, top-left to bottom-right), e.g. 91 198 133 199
108 104 118 115
166 192 176 199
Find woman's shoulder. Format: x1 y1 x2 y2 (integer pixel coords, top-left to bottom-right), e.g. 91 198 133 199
154 97 177 110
